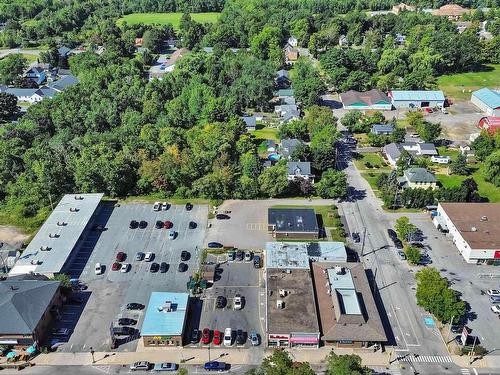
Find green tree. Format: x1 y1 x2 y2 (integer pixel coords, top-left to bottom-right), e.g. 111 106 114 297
471 133 496 162
315 169 348 199
260 349 315 375
415 121 441 143
142 28 164 53
396 150 413 173
390 127 406 143
293 58 325 107
405 245 422 265
258 163 288 197
405 111 424 128
326 352 371 375
0 92 19 123
0 53 27 84
340 111 362 132
51 274 72 294
395 216 417 242
483 150 500 187
450 153 469 175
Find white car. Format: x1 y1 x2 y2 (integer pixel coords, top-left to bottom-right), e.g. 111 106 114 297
153 202 161 211
168 230 176 240
487 289 500 297
223 328 232 347
121 263 130 273
491 305 500 314
144 252 154 262
234 294 243 310
95 263 103 275
161 202 168 210
244 252 252 262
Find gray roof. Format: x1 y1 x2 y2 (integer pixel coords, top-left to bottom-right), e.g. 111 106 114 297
48 75 79 92
371 124 394 134
418 143 438 154
242 116 257 128
10 193 104 276
0 279 60 335
58 46 71 57
268 208 319 234
287 161 312 176
383 142 402 160
280 138 302 158
403 168 437 183
0 86 56 99
265 242 347 269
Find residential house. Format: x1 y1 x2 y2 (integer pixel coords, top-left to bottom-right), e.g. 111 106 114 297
287 36 298 48
134 38 143 48
280 138 303 159
276 69 291 88
338 35 348 46
285 46 299 63
242 115 257 131
148 48 189 80
431 155 450 164
275 88 294 99
392 3 415 14
383 143 402 167
454 21 472 33
287 161 314 182
0 87 56 103
478 116 500 134
397 167 438 190
48 74 79 92
471 88 500 116
24 66 46 85
389 90 445 109
371 124 394 135
432 4 470 20
275 104 300 123
383 142 437 167
57 46 71 58
339 89 392 110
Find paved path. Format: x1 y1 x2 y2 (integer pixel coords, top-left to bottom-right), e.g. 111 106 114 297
0 48 42 58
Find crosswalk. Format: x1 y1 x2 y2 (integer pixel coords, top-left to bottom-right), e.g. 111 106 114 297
460 369 471 375
398 355 453 363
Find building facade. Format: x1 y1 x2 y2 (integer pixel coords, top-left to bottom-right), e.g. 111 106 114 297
471 88 500 117
389 90 445 109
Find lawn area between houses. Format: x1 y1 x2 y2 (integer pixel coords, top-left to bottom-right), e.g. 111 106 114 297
117 12 220 29
437 64 500 101
353 152 391 197
252 126 279 142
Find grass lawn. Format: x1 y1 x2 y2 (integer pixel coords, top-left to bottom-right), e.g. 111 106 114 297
117 12 220 29
437 64 500 100
252 126 279 142
22 53 38 64
0 206 50 235
353 152 390 171
437 146 460 161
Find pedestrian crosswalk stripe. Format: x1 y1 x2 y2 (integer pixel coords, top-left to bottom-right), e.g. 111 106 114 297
398 355 453 363
460 369 471 375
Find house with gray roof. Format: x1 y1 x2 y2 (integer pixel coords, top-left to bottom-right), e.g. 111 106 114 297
397 167 438 189
0 277 62 347
275 104 300 123
287 161 314 182
276 69 291 88
48 74 79 92
0 87 56 103
279 138 302 159
383 142 402 167
383 141 437 167
371 124 395 135
57 46 71 58
242 115 257 131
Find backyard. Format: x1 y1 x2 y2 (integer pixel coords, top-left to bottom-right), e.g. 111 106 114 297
352 152 390 195
117 12 220 29
437 64 500 101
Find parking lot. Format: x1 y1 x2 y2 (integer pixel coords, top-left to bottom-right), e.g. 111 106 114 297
54 202 208 352
186 255 265 351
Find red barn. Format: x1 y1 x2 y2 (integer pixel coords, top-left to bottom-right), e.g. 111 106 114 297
478 117 500 134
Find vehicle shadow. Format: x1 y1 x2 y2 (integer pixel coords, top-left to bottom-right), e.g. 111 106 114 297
184 297 203 345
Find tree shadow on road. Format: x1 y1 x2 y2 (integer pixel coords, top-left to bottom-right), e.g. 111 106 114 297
339 186 367 202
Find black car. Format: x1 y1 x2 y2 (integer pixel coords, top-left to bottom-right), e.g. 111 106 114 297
181 251 190 261
112 326 135 336
139 220 148 229
155 220 164 229
215 214 230 220
129 220 139 229
352 232 360 243
178 263 188 272
190 329 200 344
387 229 397 239
215 296 226 309
235 329 245 346
160 262 168 273
188 221 197 229
393 238 404 249
185 203 193 211
235 250 244 261
92 224 105 231
118 318 137 326
208 242 223 249
126 303 144 310
150 262 159 273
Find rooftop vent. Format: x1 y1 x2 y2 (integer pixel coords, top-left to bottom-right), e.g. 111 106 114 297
74 195 84 200
285 269 291 274
279 289 288 297
69 207 79 212
481 216 488 221
158 301 173 312
276 300 285 309
40 246 51 251
334 265 344 275
297 216 303 224
56 221 67 226
48 233 59 238
471 227 477 232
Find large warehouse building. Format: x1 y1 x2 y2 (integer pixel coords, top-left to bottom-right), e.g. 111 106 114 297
471 88 500 117
433 203 500 264
9 193 104 278
389 90 445 109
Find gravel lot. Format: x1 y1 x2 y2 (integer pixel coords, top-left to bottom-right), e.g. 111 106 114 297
53 202 208 352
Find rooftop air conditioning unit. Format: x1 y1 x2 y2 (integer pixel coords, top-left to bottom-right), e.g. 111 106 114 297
69 207 79 212
279 289 287 297
471 227 477 232
277 300 284 309
481 216 488 221
74 195 84 200
40 246 51 251
334 265 343 275
285 269 291 274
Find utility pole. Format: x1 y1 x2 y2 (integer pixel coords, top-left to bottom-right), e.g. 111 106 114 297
447 315 455 342
469 335 478 365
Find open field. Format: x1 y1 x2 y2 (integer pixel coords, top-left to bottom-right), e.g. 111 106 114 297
437 64 500 100
117 12 220 29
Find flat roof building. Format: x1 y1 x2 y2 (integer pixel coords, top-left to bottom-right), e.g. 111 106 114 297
9 193 104 278
311 262 387 348
141 292 189 347
265 242 347 269
268 208 319 240
433 203 500 264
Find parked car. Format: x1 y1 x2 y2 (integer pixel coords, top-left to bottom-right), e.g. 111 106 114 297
129 220 139 229
253 255 261 268
144 252 154 262
387 229 397 239
112 262 121 271
160 262 168 273
168 230 176 240
223 328 232 346
235 329 245 346
249 331 259 346
181 251 190 261
139 220 148 229
234 294 243 310
188 221 197 229
489 295 500 303
216 296 226 309
185 203 193 211
425 107 433 113
52 328 71 337
118 318 137 326
227 251 235 261
393 238 404 249
178 263 188 272
397 251 406 260
116 252 126 262
352 232 360 243
216 214 230 220
153 363 178 372
95 263 103 275
208 242 223 249
235 250 244 261
487 289 500 297
202 328 211 345
126 303 144 310
213 330 222 345
163 220 173 229
244 252 252 261
130 361 151 371
161 202 169 211
190 329 200 344
153 202 161 211
135 252 145 261
204 361 227 372
150 262 159 273
112 326 135 336
120 263 130 273
155 220 164 229
491 305 500 314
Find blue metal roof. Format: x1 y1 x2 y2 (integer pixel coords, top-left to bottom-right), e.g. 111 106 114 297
391 90 445 101
472 88 500 109
141 292 189 336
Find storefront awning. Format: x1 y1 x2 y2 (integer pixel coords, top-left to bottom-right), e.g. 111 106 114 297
289 337 319 344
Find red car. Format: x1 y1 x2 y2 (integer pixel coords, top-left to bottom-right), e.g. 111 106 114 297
112 262 121 271
201 328 211 345
212 330 221 345
116 252 126 262
164 220 173 229
424 107 433 113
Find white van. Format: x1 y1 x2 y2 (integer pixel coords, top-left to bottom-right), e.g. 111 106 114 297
223 328 232 347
